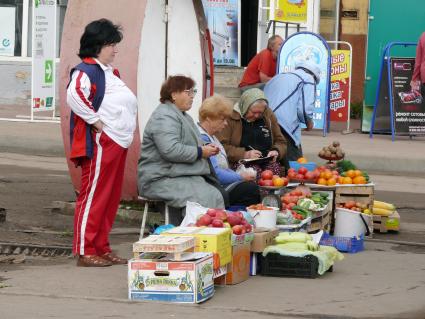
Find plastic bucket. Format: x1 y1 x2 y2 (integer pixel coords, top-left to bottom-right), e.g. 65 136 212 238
334 208 371 237
247 208 278 229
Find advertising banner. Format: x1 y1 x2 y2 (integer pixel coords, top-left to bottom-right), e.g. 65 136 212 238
31 0 56 113
371 57 425 136
0 7 16 56
202 0 239 66
275 0 307 23
330 50 350 122
391 57 425 134
277 32 331 130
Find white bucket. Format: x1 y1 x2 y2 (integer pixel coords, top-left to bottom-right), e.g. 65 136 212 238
334 208 371 237
247 207 278 229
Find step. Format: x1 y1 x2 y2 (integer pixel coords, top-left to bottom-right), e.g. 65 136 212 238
214 66 245 87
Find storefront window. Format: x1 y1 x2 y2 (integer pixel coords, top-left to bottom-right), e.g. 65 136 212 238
0 0 67 58
0 0 23 56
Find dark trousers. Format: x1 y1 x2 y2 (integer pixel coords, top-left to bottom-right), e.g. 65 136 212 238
226 181 261 207
279 126 303 174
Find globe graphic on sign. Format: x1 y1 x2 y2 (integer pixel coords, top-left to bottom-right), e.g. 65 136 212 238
285 44 323 66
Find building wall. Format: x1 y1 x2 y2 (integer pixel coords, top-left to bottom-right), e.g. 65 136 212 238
0 61 60 107
339 0 369 104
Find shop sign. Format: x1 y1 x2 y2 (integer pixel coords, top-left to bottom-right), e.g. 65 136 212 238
275 0 307 23
31 0 56 112
330 50 350 122
0 7 16 56
202 0 239 66
277 32 331 130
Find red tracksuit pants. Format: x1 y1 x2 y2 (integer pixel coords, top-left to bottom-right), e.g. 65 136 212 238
73 132 128 256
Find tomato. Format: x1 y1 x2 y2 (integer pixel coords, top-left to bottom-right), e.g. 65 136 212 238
261 170 274 180
298 167 308 175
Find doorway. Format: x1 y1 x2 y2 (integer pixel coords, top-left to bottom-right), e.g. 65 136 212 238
241 0 259 66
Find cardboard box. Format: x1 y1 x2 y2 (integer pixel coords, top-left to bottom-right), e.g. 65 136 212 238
250 228 279 253
128 253 214 303
225 243 251 285
133 235 195 256
163 227 232 267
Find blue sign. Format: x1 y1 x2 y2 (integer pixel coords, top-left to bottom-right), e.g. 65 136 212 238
202 0 239 66
277 32 331 130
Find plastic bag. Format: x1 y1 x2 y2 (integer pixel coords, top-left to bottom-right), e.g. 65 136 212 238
180 201 208 226
236 164 257 179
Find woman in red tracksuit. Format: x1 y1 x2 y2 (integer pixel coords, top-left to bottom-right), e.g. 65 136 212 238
67 19 137 267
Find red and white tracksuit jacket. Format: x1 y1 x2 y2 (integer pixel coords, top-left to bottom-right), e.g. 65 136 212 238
67 59 137 256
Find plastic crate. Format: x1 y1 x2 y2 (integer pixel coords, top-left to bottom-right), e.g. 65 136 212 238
260 253 332 278
289 161 317 171
319 232 364 253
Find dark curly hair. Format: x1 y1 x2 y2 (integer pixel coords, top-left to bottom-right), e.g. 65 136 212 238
78 19 123 59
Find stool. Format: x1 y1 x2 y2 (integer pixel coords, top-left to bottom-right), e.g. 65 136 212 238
138 196 169 240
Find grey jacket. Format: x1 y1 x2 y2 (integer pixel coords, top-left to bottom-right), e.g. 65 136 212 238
137 102 225 209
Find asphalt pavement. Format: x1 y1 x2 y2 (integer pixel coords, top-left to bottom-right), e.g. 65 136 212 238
1 116 425 318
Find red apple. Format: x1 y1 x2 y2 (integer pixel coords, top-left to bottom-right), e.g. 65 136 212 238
281 177 289 186
196 214 212 226
227 213 242 226
245 224 252 233
287 171 297 179
261 170 274 180
215 210 227 221
232 225 243 235
288 168 296 174
258 179 266 186
206 208 217 217
295 174 305 180
211 219 224 228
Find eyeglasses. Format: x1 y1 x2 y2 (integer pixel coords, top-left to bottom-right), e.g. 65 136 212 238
183 88 198 96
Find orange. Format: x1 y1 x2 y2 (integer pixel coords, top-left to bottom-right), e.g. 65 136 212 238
323 170 333 180
337 176 344 184
346 170 356 178
317 178 327 185
327 178 336 186
342 176 353 184
297 157 308 164
353 176 366 184
354 169 363 177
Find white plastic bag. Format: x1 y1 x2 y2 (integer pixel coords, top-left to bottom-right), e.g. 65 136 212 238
181 201 208 226
236 164 256 179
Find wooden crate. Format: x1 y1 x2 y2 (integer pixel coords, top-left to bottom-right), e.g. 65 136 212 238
133 235 195 259
307 206 331 233
373 211 400 233
334 185 375 236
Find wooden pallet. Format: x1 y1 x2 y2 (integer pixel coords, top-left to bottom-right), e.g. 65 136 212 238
373 211 400 233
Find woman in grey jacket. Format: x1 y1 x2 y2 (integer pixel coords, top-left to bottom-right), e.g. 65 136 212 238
138 76 225 224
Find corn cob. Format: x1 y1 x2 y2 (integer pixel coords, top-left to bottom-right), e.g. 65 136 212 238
373 200 396 211
372 207 393 216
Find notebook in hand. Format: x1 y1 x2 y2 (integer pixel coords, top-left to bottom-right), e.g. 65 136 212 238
239 155 274 165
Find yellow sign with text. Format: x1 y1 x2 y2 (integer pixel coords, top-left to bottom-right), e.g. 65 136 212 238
331 50 351 81
275 0 307 23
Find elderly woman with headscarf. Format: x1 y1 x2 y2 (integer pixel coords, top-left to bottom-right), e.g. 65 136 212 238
197 94 261 207
216 88 287 178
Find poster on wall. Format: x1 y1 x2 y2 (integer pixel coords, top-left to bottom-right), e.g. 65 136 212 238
31 0 56 115
275 0 307 23
330 50 350 122
0 7 16 56
277 32 331 130
202 0 239 66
